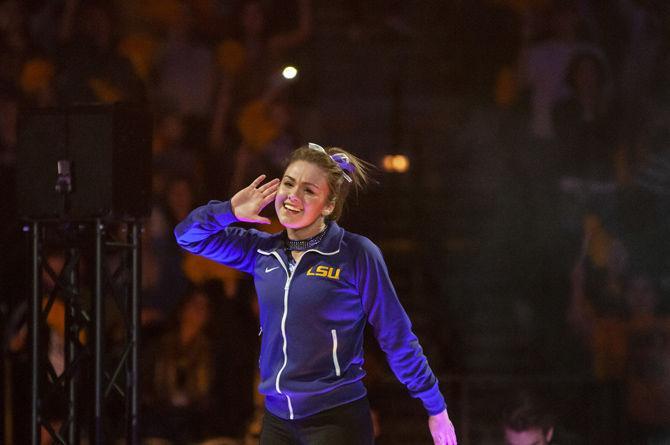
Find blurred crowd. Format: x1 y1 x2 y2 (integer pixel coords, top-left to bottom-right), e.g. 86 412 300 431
0 0 669 443
466 5 665 441
454 0 670 442
0 0 313 443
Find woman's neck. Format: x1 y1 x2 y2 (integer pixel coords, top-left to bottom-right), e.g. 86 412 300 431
286 218 326 241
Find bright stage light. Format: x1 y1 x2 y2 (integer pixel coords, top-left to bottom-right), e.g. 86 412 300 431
382 154 410 173
392 155 409 173
282 66 298 80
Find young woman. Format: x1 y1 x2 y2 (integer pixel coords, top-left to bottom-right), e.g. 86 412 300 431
174 143 457 444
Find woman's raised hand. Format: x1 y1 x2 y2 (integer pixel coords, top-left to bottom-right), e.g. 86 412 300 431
231 175 280 224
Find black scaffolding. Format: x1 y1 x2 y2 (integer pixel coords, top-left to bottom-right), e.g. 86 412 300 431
14 103 151 445
26 218 142 445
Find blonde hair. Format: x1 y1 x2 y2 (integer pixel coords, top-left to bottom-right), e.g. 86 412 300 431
286 145 372 221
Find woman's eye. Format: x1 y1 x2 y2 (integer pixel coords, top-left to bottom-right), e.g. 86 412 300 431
305 189 314 195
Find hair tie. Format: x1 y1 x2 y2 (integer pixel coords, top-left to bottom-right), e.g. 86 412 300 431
308 143 353 183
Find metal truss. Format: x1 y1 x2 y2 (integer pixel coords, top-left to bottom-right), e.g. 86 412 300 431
27 219 141 445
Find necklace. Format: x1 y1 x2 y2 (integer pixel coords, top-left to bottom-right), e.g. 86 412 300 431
286 225 328 251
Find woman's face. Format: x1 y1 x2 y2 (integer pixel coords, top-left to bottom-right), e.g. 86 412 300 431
275 160 334 235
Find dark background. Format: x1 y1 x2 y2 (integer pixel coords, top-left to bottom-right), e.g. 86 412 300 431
2 0 670 443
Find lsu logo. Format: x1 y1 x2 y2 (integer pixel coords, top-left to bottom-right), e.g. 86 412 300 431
306 265 341 280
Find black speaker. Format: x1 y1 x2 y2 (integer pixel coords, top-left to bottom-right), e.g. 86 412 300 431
17 103 152 219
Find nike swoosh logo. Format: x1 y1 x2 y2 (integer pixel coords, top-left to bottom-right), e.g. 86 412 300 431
265 266 279 273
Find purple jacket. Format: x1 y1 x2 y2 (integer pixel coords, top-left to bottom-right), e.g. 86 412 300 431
174 200 446 419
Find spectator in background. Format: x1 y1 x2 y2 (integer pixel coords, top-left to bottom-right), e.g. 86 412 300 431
515 2 606 262
207 0 311 196
567 215 628 441
222 0 312 110
228 79 298 195
553 50 615 182
6 250 70 376
569 222 670 442
141 284 217 444
621 275 670 444
4 250 76 444
180 248 261 440
572 273 670 444
502 389 556 445
518 1 602 141
144 176 194 322
55 1 144 104
152 109 202 195
154 3 215 122
553 50 618 237
212 0 312 150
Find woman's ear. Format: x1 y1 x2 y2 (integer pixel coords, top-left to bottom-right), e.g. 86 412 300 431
322 200 335 217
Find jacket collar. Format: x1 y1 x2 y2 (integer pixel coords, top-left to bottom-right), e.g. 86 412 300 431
258 221 344 256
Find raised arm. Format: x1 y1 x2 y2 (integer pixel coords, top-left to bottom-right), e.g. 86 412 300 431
174 176 279 273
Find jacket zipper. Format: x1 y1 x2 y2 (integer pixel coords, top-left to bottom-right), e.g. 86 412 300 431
269 252 295 419
266 248 338 420
331 329 341 376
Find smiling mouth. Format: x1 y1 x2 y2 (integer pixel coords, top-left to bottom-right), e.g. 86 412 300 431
283 202 302 213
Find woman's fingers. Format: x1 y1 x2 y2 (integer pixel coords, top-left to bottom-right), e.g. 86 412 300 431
232 175 279 223
434 432 457 445
448 425 457 445
259 179 279 206
260 178 280 194
447 431 457 445
250 174 268 189
251 175 280 195
261 191 277 207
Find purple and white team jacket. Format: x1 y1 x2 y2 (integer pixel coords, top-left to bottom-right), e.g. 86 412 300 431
174 200 446 420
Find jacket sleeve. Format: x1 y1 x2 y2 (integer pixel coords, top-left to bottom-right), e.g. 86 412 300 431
356 237 446 416
173 200 267 275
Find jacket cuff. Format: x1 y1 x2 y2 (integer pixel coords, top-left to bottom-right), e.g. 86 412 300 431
420 382 447 416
